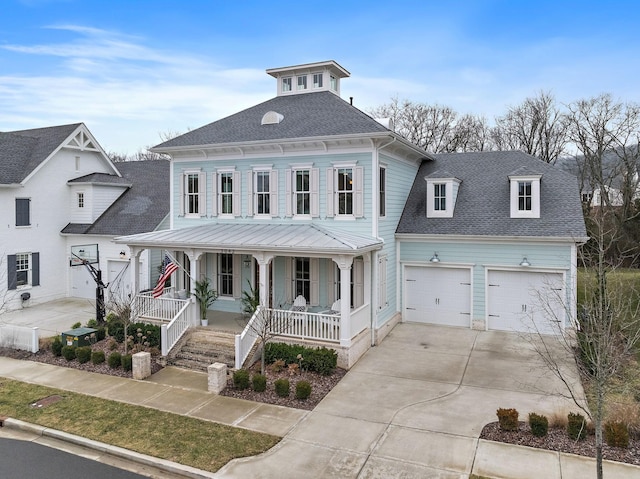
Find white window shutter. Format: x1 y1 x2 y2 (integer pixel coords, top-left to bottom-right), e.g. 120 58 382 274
354 258 364 308
284 258 292 303
285 169 292 217
270 169 279 217
326 168 334 217
198 172 207 216
246 171 254 217
326 260 335 304
354 166 364 218
233 254 242 299
378 256 388 309
310 258 319 306
233 171 241 217
210 172 217 216
179 173 185 216
311 168 319 217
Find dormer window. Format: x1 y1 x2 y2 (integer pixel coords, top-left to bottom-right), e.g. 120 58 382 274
509 173 541 218
282 77 292 92
267 61 349 96
425 173 460 218
330 75 337 91
297 76 307 90
313 73 323 88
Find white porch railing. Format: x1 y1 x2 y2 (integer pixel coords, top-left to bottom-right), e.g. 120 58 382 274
235 306 341 369
134 289 188 322
0 325 39 353
160 300 192 356
350 304 370 338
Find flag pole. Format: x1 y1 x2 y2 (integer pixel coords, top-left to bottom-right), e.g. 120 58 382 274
164 250 194 281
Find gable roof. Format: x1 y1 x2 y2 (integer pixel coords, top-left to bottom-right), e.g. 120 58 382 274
153 91 413 150
397 151 587 239
61 160 170 236
67 173 132 186
0 123 82 184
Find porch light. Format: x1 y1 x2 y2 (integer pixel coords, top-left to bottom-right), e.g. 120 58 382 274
520 257 531 267
243 256 252 268
430 253 440 263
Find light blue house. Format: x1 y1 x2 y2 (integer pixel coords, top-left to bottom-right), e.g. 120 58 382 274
117 61 586 368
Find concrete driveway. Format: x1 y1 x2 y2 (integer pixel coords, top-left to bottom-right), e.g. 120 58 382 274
218 323 584 478
0 298 96 337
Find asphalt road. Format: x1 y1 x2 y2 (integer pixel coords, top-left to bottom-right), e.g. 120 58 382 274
0 438 151 479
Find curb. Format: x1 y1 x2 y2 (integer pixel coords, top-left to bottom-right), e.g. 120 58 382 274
1 417 217 479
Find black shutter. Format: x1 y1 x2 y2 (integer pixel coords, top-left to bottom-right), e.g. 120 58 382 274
7 254 16 290
32 253 40 286
15 198 30 226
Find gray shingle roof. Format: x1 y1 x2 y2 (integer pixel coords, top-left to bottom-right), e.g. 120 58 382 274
0 123 81 184
154 91 390 149
68 173 131 186
397 151 587 238
61 160 170 236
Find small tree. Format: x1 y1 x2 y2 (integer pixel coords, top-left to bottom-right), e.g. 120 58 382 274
246 304 296 375
193 277 218 323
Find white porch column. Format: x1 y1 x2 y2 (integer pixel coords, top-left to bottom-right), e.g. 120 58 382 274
186 250 205 325
254 252 274 307
334 255 353 347
129 247 143 295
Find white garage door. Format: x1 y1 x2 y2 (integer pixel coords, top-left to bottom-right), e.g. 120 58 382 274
487 270 565 334
107 260 131 305
71 265 95 299
404 266 471 327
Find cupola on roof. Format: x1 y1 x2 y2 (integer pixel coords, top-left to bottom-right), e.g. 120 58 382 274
266 60 350 97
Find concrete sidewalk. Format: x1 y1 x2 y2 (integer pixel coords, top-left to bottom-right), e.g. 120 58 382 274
0 323 639 478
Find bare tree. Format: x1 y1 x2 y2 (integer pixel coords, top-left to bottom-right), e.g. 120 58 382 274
531 216 640 479
368 97 492 153
107 129 184 163
244 304 297 375
567 94 640 265
492 91 569 164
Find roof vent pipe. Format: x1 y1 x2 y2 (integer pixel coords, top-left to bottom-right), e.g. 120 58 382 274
350 97 353 105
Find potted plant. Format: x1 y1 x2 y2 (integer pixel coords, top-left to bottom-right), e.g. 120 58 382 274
194 277 218 326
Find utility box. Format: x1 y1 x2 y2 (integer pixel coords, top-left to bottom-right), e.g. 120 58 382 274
61 328 97 347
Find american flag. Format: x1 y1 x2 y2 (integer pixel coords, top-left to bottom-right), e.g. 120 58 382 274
152 254 179 298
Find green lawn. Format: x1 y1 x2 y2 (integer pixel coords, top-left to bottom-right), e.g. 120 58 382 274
0 379 279 472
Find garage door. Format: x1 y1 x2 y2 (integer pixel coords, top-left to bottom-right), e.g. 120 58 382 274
404 266 471 327
71 265 95 299
487 270 564 334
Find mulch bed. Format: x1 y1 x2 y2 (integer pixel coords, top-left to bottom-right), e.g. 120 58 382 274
220 363 347 410
0 338 163 379
480 421 640 466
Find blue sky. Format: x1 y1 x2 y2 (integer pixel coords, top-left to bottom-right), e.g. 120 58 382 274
1 0 639 154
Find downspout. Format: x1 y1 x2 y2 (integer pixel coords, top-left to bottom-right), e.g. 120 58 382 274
371 136 396 347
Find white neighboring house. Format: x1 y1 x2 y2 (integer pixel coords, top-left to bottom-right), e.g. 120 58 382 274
0 123 168 314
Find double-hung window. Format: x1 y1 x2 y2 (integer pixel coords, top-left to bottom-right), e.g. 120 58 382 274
518 181 532 211
219 253 233 297
313 73 323 89
282 77 292 92
7 252 39 290
295 170 310 215
220 173 233 215
326 165 364 218
509 174 541 218
297 75 307 90
294 258 310 301
247 169 277 217
434 183 446 211
180 171 205 217
15 198 30 226
256 171 270 215
77 193 84 209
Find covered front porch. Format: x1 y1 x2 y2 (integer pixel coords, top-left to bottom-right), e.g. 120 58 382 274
116 223 383 369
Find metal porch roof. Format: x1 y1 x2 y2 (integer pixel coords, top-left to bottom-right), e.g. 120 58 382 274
115 223 383 255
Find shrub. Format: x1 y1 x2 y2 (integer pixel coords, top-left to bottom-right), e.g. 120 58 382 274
496 408 519 431
305 347 337 375
108 321 161 348
604 421 629 448
121 354 132 372
295 381 312 400
270 359 286 373
91 350 105 364
567 412 587 441
51 337 63 356
274 378 290 398
71 322 82 330
95 327 106 342
108 352 122 369
529 413 549 437
86 319 98 328
107 338 119 351
61 345 76 361
75 346 91 364
233 369 250 390
252 374 267 392
264 342 305 365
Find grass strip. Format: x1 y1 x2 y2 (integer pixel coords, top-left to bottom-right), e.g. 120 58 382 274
0 378 279 472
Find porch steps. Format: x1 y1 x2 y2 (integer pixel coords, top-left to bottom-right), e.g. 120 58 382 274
168 328 236 372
